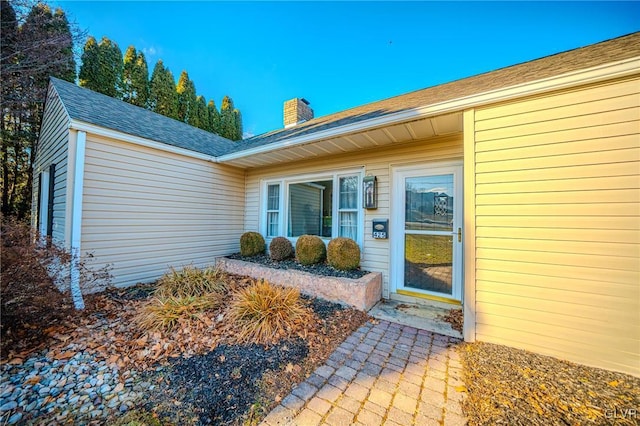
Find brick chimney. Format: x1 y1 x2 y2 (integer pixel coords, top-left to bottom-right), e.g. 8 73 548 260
284 98 313 128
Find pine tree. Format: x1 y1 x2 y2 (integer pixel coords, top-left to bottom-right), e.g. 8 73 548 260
233 109 243 140
207 100 220 134
121 46 136 103
192 96 209 130
149 60 177 119
79 36 123 97
100 37 123 98
78 36 100 91
122 46 149 107
1 0 78 218
219 95 241 140
176 70 196 124
133 51 150 107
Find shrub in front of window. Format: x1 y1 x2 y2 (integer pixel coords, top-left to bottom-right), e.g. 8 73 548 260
327 237 361 271
295 235 326 265
269 236 294 261
240 232 266 257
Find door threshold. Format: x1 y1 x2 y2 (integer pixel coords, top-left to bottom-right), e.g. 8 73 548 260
392 290 461 308
370 297 463 339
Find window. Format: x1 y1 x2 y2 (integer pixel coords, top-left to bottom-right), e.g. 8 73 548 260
266 184 280 237
338 176 358 240
263 171 362 243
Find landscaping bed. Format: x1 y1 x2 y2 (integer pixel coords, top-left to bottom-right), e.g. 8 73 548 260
0 275 369 425
219 256 382 311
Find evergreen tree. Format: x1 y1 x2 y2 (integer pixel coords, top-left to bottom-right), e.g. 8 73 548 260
149 60 177 119
133 51 150 107
176 70 196 124
233 109 243 140
192 96 209 130
207 100 220 134
78 36 100 91
1 0 78 218
122 46 149 107
79 36 123 97
219 95 240 140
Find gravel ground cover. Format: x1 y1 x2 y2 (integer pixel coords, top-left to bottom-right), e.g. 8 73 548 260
462 341 640 426
226 253 368 279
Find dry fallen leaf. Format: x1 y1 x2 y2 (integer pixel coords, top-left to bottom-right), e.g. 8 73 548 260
24 376 41 385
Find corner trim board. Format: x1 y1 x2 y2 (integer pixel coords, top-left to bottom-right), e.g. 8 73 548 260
69 130 86 309
462 109 477 342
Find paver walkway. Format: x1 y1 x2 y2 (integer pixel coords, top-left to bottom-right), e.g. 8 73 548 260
262 319 467 425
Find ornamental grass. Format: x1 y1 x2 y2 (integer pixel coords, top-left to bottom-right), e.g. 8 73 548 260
136 265 228 331
226 279 312 345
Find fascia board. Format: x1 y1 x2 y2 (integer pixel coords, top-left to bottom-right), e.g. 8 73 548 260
68 120 218 163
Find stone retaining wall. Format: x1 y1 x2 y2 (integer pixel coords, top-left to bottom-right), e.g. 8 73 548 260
216 258 382 311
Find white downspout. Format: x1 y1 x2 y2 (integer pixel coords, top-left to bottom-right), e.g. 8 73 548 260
69 130 87 309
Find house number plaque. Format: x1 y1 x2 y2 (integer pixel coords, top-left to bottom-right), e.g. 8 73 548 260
372 219 388 239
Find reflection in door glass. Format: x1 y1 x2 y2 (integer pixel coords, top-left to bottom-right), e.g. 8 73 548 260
405 175 453 232
404 234 453 295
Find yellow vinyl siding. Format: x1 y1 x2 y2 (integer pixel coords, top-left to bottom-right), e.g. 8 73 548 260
472 76 640 376
244 134 464 298
32 85 70 244
81 135 245 289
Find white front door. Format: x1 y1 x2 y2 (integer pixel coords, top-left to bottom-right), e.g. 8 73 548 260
391 163 463 301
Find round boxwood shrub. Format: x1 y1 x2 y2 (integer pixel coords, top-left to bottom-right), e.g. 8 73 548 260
295 235 326 265
327 237 361 271
240 232 265 257
269 237 294 261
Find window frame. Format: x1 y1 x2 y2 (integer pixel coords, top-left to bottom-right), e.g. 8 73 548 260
260 168 364 246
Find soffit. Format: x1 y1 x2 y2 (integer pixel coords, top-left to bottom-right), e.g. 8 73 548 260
221 112 463 168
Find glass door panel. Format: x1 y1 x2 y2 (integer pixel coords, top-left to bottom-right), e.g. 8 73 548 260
400 171 458 298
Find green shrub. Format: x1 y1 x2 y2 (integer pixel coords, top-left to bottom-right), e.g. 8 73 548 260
227 279 311 345
269 237 294 261
327 237 361 271
295 235 326 265
240 231 266 257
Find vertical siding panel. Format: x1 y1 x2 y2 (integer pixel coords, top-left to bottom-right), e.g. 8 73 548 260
245 134 464 298
81 135 245 289
473 76 640 376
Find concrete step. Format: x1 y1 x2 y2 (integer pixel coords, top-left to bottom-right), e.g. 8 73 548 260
369 298 463 339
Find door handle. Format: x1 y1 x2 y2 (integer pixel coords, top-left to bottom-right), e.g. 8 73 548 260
457 227 462 243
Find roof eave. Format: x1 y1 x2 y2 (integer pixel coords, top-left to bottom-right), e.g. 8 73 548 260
217 56 640 163
68 120 219 162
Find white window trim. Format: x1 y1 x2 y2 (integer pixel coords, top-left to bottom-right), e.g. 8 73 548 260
38 170 50 241
260 168 364 246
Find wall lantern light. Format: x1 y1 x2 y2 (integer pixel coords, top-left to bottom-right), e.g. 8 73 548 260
363 175 377 209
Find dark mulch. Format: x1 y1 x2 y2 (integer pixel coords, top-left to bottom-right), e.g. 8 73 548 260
462 341 640 426
137 294 367 426
302 294 345 318
227 253 369 279
143 340 309 425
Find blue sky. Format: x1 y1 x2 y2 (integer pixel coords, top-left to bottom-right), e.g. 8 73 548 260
55 1 639 137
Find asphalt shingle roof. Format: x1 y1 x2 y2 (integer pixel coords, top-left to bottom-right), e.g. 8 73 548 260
50 77 236 157
50 32 639 159
230 31 640 154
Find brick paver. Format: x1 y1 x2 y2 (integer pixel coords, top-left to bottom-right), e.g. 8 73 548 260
261 320 467 425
